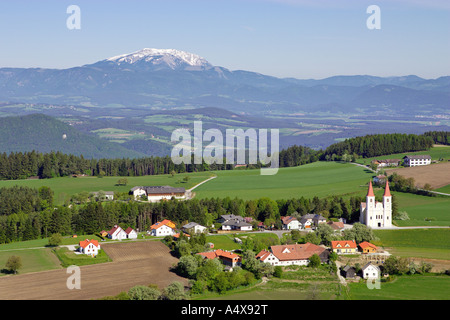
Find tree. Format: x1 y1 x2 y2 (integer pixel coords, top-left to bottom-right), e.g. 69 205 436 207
161 281 189 300
177 255 199 279
48 233 63 247
308 254 321 268
343 223 375 243
5 255 22 274
116 178 128 186
273 266 283 278
128 285 160 300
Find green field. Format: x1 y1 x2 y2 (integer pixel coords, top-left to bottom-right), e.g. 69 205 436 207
392 192 450 227
373 229 450 260
0 248 61 275
0 171 213 205
346 274 450 300
195 162 374 200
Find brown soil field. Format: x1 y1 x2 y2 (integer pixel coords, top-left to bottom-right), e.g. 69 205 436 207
385 162 450 189
0 241 187 300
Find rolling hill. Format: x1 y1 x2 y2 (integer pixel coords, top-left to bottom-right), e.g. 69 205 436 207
0 114 147 159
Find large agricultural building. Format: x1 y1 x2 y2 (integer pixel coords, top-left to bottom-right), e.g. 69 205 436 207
131 186 186 202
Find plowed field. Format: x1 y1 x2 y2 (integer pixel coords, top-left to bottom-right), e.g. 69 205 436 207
0 241 187 300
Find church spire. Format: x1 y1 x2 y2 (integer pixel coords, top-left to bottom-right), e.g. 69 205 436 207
367 181 375 197
384 180 391 197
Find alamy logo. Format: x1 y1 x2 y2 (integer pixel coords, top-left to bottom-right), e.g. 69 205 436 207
366 5 381 30
171 121 279 175
66 5 81 30
66 265 81 290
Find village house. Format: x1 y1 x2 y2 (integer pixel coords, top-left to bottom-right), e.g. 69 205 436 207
341 265 356 279
181 222 207 234
107 225 128 240
331 240 358 255
150 219 176 237
373 175 387 185
197 249 242 268
78 239 101 256
362 262 381 280
91 191 114 200
313 214 327 226
130 186 186 202
371 159 401 168
281 216 300 230
299 214 314 229
327 220 345 233
359 241 378 254
403 155 431 167
124 227 138 239
218 214 252 232
256 243 329 266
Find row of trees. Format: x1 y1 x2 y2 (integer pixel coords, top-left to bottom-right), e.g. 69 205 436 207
0 182 392 245
322 133 434 159
0 144 317 181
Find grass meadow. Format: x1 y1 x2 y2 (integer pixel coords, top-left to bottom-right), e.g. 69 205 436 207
194 161 374 200
0 171 213 205
373 228 450 260
345 274 450 300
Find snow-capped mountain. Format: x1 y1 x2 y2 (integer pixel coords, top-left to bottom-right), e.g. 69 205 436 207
105 48 213 70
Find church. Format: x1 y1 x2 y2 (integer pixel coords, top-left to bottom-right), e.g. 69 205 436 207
360 180 392 229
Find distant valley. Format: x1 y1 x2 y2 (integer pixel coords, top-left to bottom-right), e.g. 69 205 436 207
0 48 449 157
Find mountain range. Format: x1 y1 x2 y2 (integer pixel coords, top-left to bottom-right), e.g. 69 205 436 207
1 48 449 115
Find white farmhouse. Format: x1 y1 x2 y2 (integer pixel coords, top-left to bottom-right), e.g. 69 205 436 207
107 225 128 240
150 219 176 237
403 155 431 167
78 239 101 256
256 243 329 267
131 186 186 202
125 227 138 239
281 216 300 230
181 222 207 234
362 262 381 280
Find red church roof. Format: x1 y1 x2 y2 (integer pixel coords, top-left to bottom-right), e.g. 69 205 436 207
367 181 375 197
384 180 391 197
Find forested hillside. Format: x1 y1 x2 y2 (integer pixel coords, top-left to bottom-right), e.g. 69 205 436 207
322 133 434 159
0 114 146 159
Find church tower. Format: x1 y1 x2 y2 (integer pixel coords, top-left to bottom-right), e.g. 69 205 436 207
366 180 376 211
382 180 392 228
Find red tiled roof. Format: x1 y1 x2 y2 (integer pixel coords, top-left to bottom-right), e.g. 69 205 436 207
359 241 377 250
197 249 240 261
79 239 99 249
270 243 326 261
331 240 357 249
281 216 297 225
151 219 176 230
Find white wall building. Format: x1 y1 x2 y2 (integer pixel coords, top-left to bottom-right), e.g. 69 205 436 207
256 243 329 266
107 225 128 240
362 262 381 280
131 186 186 202
182 222 207 234
150 220 176 237
79 239 101 256
125 227 138 239
403 155 431 167
360 181 392 229
281 216 300 230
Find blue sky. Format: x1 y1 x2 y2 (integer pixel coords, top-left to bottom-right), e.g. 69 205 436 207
0 0 448 79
